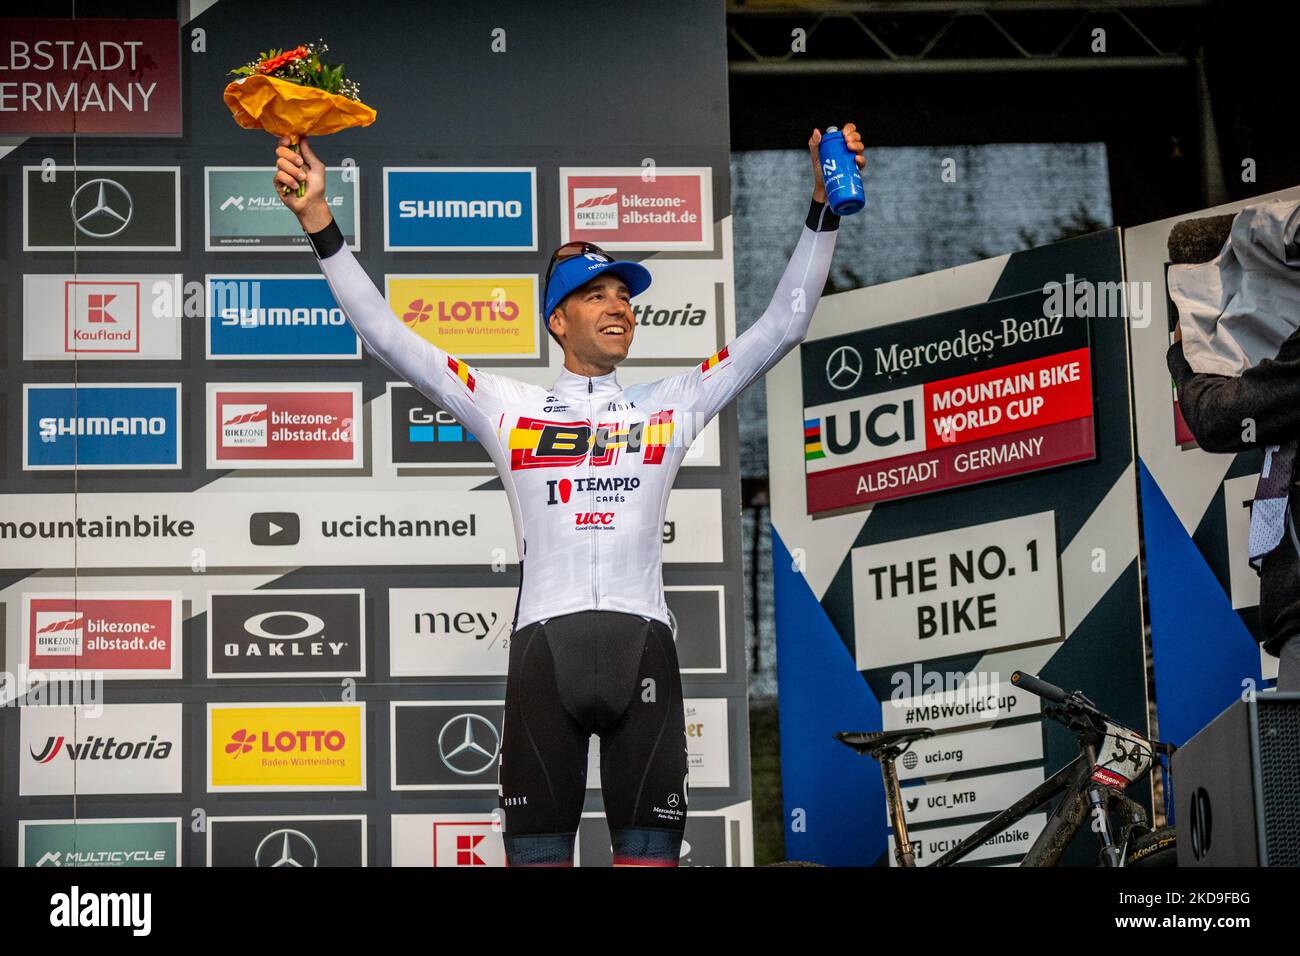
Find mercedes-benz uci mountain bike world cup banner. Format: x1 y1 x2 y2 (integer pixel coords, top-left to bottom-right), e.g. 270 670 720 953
769 231 1149 866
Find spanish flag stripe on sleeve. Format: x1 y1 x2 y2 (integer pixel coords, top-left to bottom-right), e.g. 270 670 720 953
446 355 476 393
700 345 730 373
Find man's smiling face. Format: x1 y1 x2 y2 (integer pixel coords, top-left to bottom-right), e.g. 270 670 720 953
550 273 635 368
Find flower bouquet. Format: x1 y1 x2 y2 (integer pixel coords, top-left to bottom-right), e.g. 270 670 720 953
223 40 376 197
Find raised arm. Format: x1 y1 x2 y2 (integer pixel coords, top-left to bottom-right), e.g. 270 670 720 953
677 198 841 426
654 125 863 428
276 135 518 435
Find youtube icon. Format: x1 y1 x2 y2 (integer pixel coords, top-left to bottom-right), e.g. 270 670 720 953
250 512 300 546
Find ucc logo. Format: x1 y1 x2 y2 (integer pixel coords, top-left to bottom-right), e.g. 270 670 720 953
575 512 615 526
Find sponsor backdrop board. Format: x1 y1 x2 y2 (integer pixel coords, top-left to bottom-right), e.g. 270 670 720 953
0 2 748 867
769 231 1150 865
1124 186 1300 750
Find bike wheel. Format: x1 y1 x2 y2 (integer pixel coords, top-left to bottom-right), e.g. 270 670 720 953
1126 826 1177 867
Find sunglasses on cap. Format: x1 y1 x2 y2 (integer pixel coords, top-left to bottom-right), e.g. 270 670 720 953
545 240 612 284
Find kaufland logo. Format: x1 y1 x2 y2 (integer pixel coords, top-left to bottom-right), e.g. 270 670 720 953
68 283 139 351
456 834 489 866
221 405 268 447
573 188 619 230
34 612 82 655
225 727 347 758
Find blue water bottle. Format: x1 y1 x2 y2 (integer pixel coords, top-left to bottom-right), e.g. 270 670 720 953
818 126 865 215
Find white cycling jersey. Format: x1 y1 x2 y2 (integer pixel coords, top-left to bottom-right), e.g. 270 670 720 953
307 200 840 631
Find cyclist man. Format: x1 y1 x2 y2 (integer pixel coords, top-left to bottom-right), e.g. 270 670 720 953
274 125 864 866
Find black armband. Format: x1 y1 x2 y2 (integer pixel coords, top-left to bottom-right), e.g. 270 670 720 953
806 198 841 233
306 217 346 260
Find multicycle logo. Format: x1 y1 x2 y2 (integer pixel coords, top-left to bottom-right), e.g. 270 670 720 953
205 166 357 252
20 819 180 868
384 168 538 251
207 703 366 792
24 384 182 471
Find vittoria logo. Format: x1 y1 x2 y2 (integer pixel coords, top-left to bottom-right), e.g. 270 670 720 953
508 411 674 470
30 735 174 763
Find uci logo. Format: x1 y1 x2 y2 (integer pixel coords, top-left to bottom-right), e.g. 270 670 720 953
820 399 917 454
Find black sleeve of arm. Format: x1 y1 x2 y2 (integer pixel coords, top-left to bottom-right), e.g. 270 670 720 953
306 217 346 260
1167 334 1300 452
805 198 841 233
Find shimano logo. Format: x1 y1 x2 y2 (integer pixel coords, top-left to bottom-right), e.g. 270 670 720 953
398 199 523 219
219 307 346 328
39 417 166 439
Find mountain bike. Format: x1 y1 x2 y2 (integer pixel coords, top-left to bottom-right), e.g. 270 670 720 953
835 670 1178 867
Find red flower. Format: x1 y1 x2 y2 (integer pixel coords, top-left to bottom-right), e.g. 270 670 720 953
256 45 309 74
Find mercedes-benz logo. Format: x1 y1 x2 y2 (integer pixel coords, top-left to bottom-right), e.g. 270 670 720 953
825 345 863 391
438 713 501 776
71 178 133 238
254 828 319 867
667 793 680 808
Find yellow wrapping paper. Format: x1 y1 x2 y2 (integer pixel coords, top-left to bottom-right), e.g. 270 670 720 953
222 73 376 141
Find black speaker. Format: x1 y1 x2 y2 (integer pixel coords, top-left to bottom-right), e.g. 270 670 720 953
1173 692 1300 866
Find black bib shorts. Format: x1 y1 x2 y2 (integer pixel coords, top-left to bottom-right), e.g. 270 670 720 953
498 609 689 866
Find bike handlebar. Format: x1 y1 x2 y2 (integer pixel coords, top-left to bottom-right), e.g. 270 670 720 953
1011 670 1068 704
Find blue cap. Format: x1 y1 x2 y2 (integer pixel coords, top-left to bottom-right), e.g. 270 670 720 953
543 251 652 329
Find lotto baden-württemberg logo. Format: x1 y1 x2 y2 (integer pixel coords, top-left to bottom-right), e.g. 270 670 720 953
24 166 181 251
207 590 365 678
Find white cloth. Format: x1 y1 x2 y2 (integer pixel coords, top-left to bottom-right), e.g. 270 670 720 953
1170 199 1300 376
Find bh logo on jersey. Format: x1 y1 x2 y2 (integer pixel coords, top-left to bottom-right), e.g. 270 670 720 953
508 410 674 470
